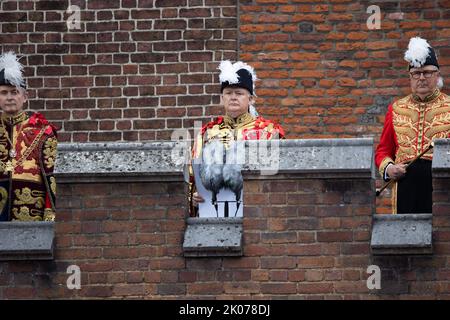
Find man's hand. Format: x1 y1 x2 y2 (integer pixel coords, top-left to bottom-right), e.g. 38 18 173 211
192 192 205 207
386 163 407 180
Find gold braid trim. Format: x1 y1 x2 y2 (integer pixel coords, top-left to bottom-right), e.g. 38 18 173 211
43 208 55 221
379 157 394 179
50 176 56 195
392 181 398 215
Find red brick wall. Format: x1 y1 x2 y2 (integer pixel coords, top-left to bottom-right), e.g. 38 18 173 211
1 1 448 143
1 175 450 299
0 0 238 142
236 0 448 214
369 176 450 298
2 0 447 213
239 0 449 139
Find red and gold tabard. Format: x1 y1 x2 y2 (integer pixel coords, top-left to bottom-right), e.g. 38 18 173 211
376 89 450 175
375 89 450 213
187 112 285 216
0 111 58 221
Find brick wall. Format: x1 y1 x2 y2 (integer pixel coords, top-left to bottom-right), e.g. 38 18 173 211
369 174 450 298
239 0 449 140
1 172 450 299
0 181 187 299
0 0 449 298
236 0 449 214
0 0 238 142
1 0 448 143
2 0 447 213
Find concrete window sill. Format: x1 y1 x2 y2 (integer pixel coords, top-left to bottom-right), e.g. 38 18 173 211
183 217 243 257
0 222 55 260
370 214 432 255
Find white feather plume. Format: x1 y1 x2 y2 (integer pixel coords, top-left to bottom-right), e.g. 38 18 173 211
404 37 431 68
0 51 25 88
219 60 239 84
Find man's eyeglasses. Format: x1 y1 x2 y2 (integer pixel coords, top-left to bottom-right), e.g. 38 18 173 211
409 70 438 79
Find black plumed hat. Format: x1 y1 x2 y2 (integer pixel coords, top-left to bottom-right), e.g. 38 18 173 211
404 37 439 70
218 60 257 95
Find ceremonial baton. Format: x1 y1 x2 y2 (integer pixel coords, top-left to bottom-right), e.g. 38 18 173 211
375 141 434 197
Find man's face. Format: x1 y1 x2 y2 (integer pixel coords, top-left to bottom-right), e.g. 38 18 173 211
409 66 440 97
0 85 27 115
221 87 254 118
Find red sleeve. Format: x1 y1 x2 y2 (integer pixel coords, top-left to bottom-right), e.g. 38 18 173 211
375 103 398 168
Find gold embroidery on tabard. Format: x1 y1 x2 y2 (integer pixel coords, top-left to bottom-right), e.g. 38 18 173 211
392 92 450 164
43 208 55 221
0 144 7 158
50 176 56 195
425 106 450 139
43 137 57 168
0 127 46 173
0 127 8 160
12 172 42 183
12 206 42 221
0 187 7 213
14 187 45 209
206 125 234 149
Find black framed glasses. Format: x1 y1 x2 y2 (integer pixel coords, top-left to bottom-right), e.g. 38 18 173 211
409 70 438 79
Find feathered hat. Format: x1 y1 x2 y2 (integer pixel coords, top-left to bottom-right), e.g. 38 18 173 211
404 37 439 70
218 60 259 117
0 51 26 88
218 60 257 95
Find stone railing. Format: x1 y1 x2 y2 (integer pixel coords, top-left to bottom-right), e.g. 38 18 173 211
1 139 450 299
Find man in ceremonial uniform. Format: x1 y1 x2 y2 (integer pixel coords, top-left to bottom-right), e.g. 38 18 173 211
375 37 450 214
187 60 285 217
0 51 58 221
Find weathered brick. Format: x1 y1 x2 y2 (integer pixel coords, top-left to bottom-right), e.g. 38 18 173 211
1 0 449 301
261 283 297 294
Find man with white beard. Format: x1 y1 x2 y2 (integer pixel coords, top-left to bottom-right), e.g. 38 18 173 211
187 60 285 217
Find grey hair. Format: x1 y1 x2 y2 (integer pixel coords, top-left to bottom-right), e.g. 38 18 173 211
17 86 27 95
437 76 444 89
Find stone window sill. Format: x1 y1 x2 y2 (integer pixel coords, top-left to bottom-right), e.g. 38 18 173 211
183 217 243 257
370 214 432 255
0 222 55 260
